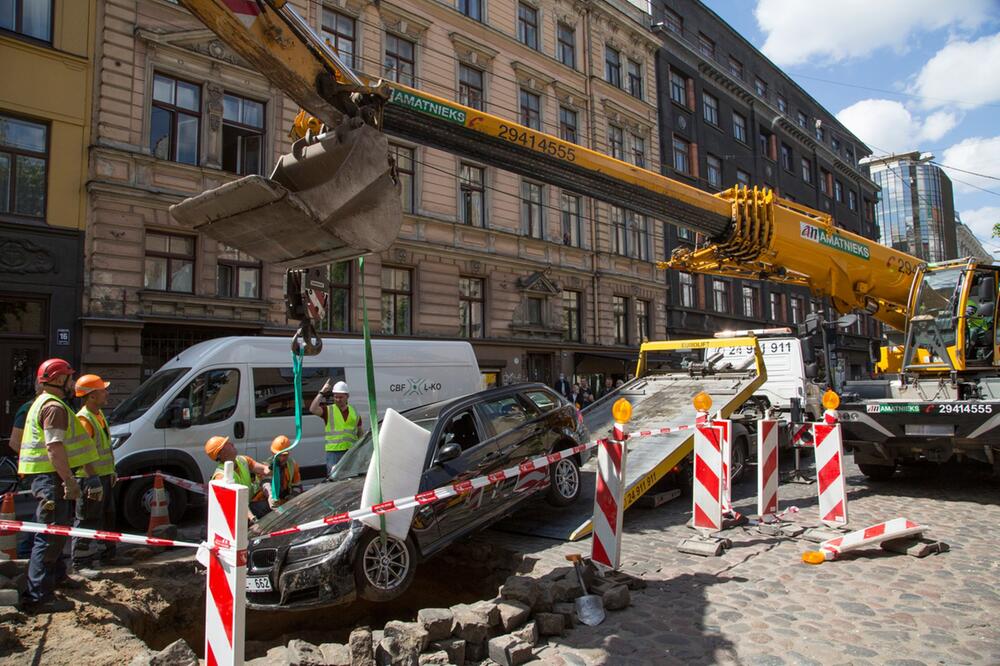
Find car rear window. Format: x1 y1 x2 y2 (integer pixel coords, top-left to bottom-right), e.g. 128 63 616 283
524 390 559 412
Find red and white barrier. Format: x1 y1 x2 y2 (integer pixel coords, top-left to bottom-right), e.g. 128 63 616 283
814 419 848 527
713 419 734 515
117 471 207 495
692 424 724 535
816 518 925 561
0 518 202 549
756 419 780 521
591 424 627 570
789 423 812 446
204 461 249 666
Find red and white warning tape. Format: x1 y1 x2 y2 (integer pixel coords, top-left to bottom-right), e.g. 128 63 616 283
117 472 207 495
629 424 696 439
0 518 202 549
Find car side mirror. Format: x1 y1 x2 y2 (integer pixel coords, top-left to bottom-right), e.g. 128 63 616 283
434 442 462 466
156 400 191 429
804 362 818 379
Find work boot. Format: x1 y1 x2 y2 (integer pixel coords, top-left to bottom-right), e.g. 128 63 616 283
74 566 101 581
58 574 88 590
21 596 75 614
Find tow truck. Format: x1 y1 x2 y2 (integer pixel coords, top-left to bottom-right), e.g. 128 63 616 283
171 0 1000 481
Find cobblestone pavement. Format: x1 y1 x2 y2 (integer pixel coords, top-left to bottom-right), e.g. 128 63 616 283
482 456 1000 665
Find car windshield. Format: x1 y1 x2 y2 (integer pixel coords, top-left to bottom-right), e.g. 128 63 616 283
330 417 440 480
110 367 190 425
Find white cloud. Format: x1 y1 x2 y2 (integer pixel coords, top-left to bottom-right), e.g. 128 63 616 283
835 99 958 154
912 33 1000 109
754 0 993 66
960 206 1000 250
940 136 1000 194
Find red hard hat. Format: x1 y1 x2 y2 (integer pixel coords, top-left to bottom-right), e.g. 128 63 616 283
37 358 75 384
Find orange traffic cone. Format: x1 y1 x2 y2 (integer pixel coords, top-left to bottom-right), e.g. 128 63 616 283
146 473 173 539
0 492 17 560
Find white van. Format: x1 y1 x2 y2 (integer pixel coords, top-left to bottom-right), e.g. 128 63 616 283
109 336 482 528
716 333 821 420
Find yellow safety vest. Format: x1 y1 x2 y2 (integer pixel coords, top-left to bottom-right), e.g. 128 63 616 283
214 455 260 498
76 406 116 477
324 404 359 452
19 392 100 475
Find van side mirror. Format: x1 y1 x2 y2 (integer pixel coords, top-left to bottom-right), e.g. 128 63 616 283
155 400 191 430
804 362 818 379
434 442 462 466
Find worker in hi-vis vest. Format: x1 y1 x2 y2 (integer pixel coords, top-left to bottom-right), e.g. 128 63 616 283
205 435 271 518
72 374 127 578
310 380 363 475
18 359 101 612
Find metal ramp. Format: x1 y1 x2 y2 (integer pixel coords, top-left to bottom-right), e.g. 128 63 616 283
496 339 765 541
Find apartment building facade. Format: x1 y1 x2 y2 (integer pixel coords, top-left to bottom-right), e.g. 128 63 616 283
83 0 663 398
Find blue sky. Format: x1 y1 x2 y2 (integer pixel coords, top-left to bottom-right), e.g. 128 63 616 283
703 0 1000 253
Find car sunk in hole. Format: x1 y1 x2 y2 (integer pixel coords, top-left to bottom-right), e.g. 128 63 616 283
245 383 588 610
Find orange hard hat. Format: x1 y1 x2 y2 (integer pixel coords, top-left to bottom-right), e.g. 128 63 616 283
204 435 230 461
75 374 111 397
271 435 292 455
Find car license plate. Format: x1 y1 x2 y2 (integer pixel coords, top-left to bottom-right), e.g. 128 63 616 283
246 576 272 593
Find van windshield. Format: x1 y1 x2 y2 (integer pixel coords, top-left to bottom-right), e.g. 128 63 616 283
331 417 439 480
110 368 190 425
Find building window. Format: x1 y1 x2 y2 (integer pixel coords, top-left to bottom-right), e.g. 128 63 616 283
520 89 540 130
831 136 841 153
611 206 626 255
459 163 485 226
712 280 729 313
324 261 351 333
459 64 484 110
321 9 356 68
702 92 719 126
221 93 264 176
769 292 781 321
459 277 484 338
0 114 47 218
613 296 628 344
780 143 793 172
759 128 776 161
845 145 856 164
144 232 194 293
605 46 622 87
819 168 830 195
815 125 825 142
635 299 650 342
608 125 624 160
796 110 807 128
458 0 482 21
678 272 695 307
562 290 581 342
559 106 578 143
706 154 722 188
801 157 813 184
517 3 538 49
736 169 750 186
522 181 544 238
732 111 747 143
1 0 51 42
834 179 844 203
727 55 743 79
628 211 649 261
698 32 715 59
557 22 576 68
663 7 683 34
672 135 691 175
561 192 582 247
627 59 643 99
669 70 689 107
150 73 200 165
755 78 768 98
630 133 646 168
381 267 412 335
384 34 415 86
677 225 693 242
848 189 858 211
777 95 787 113
790 296 802 324
217 244 261 299
390 143 415 213
742 285 760 318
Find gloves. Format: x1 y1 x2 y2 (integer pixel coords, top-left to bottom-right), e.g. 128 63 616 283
63 477 82 501
268 496 281 509
84 476 103 502
110 473 118 487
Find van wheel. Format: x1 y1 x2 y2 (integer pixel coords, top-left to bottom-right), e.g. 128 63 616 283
546 457 581 506
121 477 188 531
354 529 417 602
730 438 749 484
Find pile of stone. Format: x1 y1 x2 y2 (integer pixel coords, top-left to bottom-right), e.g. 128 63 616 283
255 562 641 666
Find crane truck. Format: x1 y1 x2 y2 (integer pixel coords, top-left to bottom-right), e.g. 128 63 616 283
169 0 1000 481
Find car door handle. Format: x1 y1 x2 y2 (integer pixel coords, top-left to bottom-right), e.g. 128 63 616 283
234 421 245 439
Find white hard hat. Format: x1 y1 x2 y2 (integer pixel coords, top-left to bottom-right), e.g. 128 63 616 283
332 381 349 394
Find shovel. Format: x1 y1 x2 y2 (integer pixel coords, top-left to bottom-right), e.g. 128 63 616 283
565 554 605 626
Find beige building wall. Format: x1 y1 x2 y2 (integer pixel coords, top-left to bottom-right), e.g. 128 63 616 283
84 0 663 397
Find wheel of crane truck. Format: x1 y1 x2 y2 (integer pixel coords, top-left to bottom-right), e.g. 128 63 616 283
730 437 749 484
858 463 896 481
546 455 582 507
354 529 417 602
121 475 189 531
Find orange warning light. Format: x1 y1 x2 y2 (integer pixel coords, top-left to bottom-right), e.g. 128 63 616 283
822 390 840 410
612 398 632 423
692 391 712 412
802 551 826 565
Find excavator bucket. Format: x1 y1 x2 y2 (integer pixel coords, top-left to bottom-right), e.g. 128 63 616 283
169 121 402 267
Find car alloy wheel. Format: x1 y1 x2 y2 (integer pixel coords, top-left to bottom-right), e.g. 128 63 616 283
362 535 411 591
554 458 579 499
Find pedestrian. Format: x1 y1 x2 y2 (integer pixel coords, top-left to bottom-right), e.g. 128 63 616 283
598 377 615 399
7 384 41 455
553 373 571 399
567 383 582 408
204 435 270 518
18 359 101 612
266 435 303 509
310 380 363 475
72 374 128 579
581 390 595 408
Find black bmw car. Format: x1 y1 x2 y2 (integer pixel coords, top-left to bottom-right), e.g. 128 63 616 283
244 383 587 610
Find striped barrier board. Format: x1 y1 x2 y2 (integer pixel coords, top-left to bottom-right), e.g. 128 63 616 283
713 419 733 514
814 420 848 527
818 518 925 561
790 423 812 447
591 424 627 570
205 462 249 666
692 424 723 535
757 419 779 521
